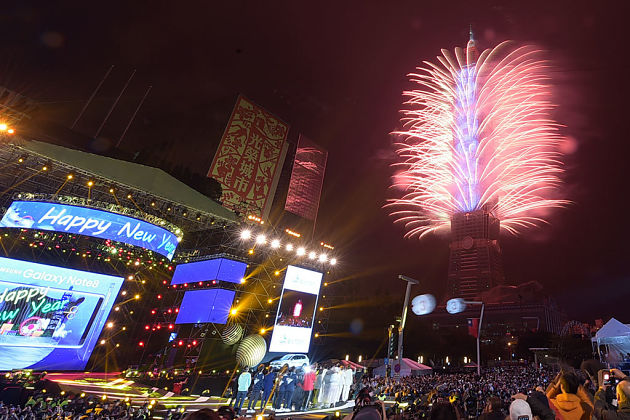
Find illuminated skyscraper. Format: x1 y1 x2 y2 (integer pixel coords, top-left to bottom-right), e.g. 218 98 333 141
447 206 505 300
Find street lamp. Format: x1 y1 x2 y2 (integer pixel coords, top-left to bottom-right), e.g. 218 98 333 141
446 298 485 376
396 275 419 372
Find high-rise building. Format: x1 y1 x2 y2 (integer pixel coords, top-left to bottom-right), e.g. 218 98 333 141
447 207 505 300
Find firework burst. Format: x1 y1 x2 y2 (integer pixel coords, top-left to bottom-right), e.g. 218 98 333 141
390 37 568 238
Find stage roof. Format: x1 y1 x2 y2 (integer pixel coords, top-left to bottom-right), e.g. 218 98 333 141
15 140 238 222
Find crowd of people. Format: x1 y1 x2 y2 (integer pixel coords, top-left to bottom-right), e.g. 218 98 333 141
351 364 630 420
221 361 630 420
0 393 153 420
1 362 629 419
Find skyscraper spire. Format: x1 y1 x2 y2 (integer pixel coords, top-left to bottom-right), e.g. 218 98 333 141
466 25 478 65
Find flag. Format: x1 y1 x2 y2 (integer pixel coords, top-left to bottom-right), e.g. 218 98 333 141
467 318 479 338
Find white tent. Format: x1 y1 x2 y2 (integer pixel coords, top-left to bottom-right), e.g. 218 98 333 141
592 318 630 365
373 358 432 377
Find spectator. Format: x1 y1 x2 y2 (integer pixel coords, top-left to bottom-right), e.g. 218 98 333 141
183 408 221 420
509 399 533 420
594 369 630 420
429 401 459 420
546 371 594 420
479 396 504 420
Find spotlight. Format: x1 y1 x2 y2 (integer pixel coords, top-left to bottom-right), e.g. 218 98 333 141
106 322 114 328
259 328 266 334
296 247 306 256
330 258 337 265
67 174 74 180
240 230 251 240
308 251 316 260
255 234 266 244
0 123 6 131
87 180 94 187
271 239 280 248
7 128 14 134
100 339 106 345
230 308 238 315
285 243 294 251
319 254 328 263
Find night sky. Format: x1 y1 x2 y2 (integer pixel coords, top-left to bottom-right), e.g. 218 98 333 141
1 1 629 337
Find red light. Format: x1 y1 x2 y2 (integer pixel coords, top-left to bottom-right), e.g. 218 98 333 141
178 340 183 346
162 280 167 285
145 325 150 330
192 340 197 345
175 308 179 313
156 325 161 330
157 294 162 299
167 309 172 313
212 280 217 285
151 310 156 315
139 341 144 346
168 324 174 329
184 283 188 287
199 282 203 286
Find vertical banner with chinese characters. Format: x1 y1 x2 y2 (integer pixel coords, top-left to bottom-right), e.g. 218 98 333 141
284 134 328 221
208 96 289 219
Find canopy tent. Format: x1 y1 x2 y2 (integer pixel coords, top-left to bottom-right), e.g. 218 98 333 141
592 318 630 366
373 358 433 377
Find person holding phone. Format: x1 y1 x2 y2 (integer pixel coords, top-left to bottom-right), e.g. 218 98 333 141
594 368 630 420
546 370 594 420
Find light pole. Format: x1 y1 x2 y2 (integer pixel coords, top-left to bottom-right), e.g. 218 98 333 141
469 301 485 376
396 275 419 374
446 298 484 376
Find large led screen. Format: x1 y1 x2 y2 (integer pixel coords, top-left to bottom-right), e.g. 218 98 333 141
0 201 179 260
171 258 247 285
0 256 123 370
175 289 235 325
269 265 323 353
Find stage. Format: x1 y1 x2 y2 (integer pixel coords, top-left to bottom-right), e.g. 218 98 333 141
45 372 355 419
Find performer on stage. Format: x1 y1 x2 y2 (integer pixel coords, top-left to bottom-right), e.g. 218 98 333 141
293 299 303 317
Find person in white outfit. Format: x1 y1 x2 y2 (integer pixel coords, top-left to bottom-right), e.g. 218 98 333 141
341 367 353 401
318 367 331 407
327 366 343 407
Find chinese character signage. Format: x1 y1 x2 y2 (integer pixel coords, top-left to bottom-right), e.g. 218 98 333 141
208 96 289 218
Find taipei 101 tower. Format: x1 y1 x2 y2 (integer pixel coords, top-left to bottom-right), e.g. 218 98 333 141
446 31 505 300
390 28 566 300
